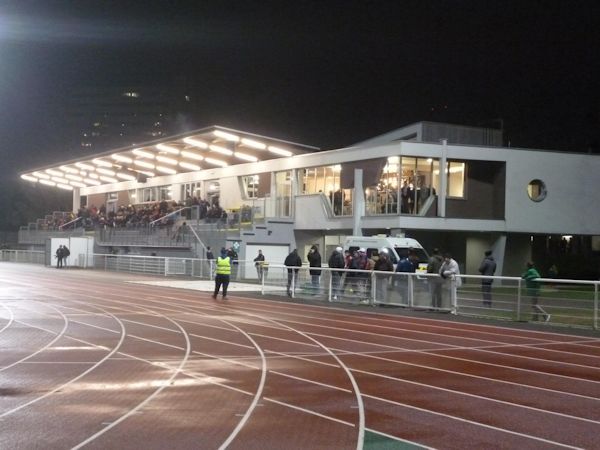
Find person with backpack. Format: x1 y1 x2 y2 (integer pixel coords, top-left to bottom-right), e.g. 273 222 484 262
284 249 302 297
55 245 64 269
62 245 70 267
307 245 322 293
427 248 444 308
355 248 372 303
328 247 345 301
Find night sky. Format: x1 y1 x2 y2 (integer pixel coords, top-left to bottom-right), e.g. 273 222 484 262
1 0 599 178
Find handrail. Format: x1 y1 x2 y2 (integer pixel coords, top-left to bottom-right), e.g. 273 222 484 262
149 207 189 227
59 216 82 230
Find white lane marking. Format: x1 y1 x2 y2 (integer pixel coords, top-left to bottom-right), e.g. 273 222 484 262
264 396 355 427
0 302 15 334
361 393 584 450
268 370 353 394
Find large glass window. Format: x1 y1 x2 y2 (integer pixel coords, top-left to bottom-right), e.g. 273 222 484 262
301 165 350 215
180 182 201 202
275 171 292 217
448 162 465 198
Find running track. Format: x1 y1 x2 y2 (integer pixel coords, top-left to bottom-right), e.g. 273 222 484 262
1 263 599 449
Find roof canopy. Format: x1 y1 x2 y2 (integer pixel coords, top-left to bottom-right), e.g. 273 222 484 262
20 126 318 190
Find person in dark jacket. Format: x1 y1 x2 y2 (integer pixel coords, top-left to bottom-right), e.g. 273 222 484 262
328 247 345 300
253 249 266 281
307 245 322 292
284 249 302 297
478 250 497 307
374 250 394 304
395 249 418 303
427 248 444 308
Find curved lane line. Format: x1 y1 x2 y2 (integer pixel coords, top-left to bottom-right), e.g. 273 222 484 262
0 302 15 334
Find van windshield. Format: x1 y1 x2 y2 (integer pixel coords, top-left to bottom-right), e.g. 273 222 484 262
395 247 428 263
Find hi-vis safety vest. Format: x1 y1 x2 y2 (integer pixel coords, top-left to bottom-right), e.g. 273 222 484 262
216 256 231 275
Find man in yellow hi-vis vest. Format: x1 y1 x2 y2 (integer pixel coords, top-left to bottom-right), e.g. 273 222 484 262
213 247 231 300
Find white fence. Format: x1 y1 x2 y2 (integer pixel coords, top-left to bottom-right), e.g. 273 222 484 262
2 250 598 330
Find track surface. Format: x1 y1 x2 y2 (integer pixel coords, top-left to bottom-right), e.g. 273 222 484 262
1 263 600 449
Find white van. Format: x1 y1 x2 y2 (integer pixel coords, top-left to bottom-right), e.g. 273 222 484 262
344 235 430 273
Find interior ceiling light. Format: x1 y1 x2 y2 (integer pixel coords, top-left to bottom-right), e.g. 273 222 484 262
134 160 155 169
111 154 133 164
132 148 155 159
60 165 79 174
96 168 116 176
213 130 239 142
75 162 95 170
183 137 208 149
78 170 89 176
39 179 56 186
268 145 293 157
56 183 73 191
234 152 259 162
93 158 113 167
21 174 38 182
133 169 155 177
155 165 177 174
89 173 99 179
155 155 178 165
180 150 204 160
209 144 233 156
84 178 101 185
46 169 64 177
33 171 50 179
51 176 70 184
241 138 267 150
116 172 136 181
68 181 87 188
99 176 118 183
156 143 180 155
65 174 83 181
179 161 201 171
205 157 228 167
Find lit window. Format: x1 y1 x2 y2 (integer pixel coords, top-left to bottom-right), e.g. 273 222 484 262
527 179 547 202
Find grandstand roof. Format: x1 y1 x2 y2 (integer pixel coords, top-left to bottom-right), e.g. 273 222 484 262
20 125 319 190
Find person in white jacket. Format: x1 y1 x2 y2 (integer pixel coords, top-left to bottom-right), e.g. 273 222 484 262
439 253 461 287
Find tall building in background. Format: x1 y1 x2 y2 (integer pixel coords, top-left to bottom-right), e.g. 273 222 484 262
64 85 195 155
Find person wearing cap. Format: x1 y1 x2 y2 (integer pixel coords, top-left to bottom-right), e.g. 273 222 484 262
213 247 231 300
478 250 497 307
328 246 345 300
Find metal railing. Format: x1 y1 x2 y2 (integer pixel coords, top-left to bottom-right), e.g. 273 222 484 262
2 250 598 330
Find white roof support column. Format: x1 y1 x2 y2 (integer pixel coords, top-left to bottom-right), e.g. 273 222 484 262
353 168 364 236
72 188 80 213
438 139 448 218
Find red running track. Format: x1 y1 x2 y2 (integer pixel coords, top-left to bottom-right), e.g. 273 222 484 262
0 263 599 449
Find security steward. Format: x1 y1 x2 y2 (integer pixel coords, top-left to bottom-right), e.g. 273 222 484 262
213 247 231 300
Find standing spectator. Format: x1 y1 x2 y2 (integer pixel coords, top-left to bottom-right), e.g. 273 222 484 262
62 245 70 267
307 245 322 293
206 246 215 274
478 250 497 308
342 250 358 295
522 261 550 322
253 249 265 282
227 247 239 279
175 221 188 243
427 248 444 308
374 249 394 304
355 248 373 302
284 249 302 297
55 245 64 269
439 253 462 308
213 248 231 300
328 247 345 301
395 249 418 303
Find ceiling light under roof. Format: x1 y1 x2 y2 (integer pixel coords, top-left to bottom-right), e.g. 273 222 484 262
60 165 79 174
39 179 56 187
234 151 258 162
76 162 95 171
21 174 38 182
241 138 267 150
155 165 177 174
93 158 113 167
155 155 178 165
183 137 208 149
96 168 116 176
65 174 83 181
57 183 73 191
209 144 233 156
180 150 204 161
84 178 101 185
111 154 133 164
268 145 293 157
213 130 240 142
46 169 64 177
156 143 180 155
179 161 201 171
205 157 228 167
132 148 155 159
89 173 99 179
99 176 118 183
134 160 155 169
51 176 69 184
116 173 136 181
133 169 155 177
33 171 50 179
68 181 87 188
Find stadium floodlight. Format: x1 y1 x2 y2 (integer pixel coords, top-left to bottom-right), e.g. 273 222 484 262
111 154 133 164
156 143 180 155
93 158 113 167
209 144 233 156
268 145 293 157
234 151 258 162
205 157 228 167
155 165 177 174
134 160 155 169
155 155 178 165
183 137 208 149
213 130 239 142
76 162 96 171
39 179 56 186
132 148 155 159
21 174 38 182
56 183 73 190
180 150 204 160
179 161 201 171
241 138 267 150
